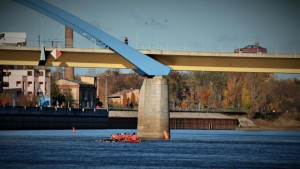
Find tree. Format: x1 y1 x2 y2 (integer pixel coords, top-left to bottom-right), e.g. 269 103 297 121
199 87 211 107
166 71 190 101
50 73 65 106
181 99 187 109
122 92 128 108
242 73 267 118
17 94 30 107
130 92 136 107
0 92 12 106
222 72 244 109
63 88 74 107
269 79 300 113
186 71 226 108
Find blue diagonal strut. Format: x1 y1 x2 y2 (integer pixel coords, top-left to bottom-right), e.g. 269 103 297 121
13 0 172 77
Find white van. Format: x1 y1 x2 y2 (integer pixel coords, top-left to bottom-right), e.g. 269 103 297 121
0 32 26 46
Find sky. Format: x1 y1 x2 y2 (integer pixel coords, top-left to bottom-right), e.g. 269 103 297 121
0 0 300 79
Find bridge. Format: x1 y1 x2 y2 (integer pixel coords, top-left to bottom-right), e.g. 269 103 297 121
1 0 300 140
1 46 300 73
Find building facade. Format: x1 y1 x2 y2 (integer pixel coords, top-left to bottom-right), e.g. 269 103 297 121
109 89 139 108
3 68 51 99
56 79 96 108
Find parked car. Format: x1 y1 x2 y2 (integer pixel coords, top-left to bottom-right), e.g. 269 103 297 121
234 45 267 53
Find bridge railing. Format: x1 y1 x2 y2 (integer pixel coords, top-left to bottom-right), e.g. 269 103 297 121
23 38 300 54
107 100 247 115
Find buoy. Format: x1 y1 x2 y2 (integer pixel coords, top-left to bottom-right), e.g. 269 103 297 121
72 127 76 133
163 130 169 140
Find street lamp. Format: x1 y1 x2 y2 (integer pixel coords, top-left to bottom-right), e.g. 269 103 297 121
105 74 109 109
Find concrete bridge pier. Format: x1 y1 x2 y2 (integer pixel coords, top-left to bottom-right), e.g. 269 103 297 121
137 76 170 140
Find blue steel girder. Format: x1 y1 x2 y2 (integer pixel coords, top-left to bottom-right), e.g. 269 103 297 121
12 0 171 77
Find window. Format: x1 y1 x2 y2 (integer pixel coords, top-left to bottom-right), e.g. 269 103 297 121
0 33 4 40
39 71 44 76
46 70 50 77
28 71 33 76
16 81 21 86
3 72 10 76
28 81 32 86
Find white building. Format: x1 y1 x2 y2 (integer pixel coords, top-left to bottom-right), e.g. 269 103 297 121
3 68 51 98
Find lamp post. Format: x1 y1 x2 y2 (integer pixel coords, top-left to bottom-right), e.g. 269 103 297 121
105 74 109 109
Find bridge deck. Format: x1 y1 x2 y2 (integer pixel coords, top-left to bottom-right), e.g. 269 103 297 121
1 46 300 73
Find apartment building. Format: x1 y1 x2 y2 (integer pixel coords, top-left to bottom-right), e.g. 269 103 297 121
3 68 51 98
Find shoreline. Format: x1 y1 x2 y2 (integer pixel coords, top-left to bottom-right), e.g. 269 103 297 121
236 126 300 131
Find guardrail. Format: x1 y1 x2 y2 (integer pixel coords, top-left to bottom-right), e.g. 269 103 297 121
19 38 300 54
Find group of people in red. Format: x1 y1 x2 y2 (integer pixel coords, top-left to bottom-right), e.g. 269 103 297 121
110 132 139 142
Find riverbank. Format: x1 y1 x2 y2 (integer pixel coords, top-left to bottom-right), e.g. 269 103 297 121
233 112 300 131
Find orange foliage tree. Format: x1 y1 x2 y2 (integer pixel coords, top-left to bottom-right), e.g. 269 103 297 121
222 72 244 109
130 92 136 107
122 92 128 108
181 100 187 109
199 88 211 107
0 92 12 106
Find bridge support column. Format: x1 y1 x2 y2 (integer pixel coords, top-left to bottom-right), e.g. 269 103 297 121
137 76 170 140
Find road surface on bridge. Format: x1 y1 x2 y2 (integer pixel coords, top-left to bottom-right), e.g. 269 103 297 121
0 46 300 73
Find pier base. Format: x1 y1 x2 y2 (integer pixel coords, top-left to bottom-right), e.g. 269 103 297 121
137 76 170 140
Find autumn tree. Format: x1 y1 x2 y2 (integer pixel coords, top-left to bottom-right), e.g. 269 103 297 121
269 79 300 113
187 71 226 108
181 99 187 109
97 70 143 107
130 92 136 107
17 94 30 106
242 73 267 118
167 71 190 101
0 92 12 106
222 72 244 109
199 87 211 107
122 92 128 108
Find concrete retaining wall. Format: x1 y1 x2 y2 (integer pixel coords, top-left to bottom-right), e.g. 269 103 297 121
0 106 108 130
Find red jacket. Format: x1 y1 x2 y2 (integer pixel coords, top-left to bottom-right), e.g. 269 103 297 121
131 134 137 141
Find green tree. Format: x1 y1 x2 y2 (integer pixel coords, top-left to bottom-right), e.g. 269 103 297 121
166 71 190 101
50 73 65 106
62 88 74 107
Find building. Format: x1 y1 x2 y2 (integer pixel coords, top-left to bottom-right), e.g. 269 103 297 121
109 89 139 108
3 67 51 101
56 79 96 108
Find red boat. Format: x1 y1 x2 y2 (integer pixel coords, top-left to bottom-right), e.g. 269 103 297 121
96 139 141 143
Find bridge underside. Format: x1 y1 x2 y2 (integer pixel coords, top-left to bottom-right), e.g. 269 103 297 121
0 46 300 74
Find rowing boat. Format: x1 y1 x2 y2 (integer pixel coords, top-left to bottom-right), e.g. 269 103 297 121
96 139 141 143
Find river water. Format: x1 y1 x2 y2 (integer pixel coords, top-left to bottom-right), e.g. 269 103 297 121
0 130 299 169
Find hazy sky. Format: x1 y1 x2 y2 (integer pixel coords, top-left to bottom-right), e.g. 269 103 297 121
0 0 299 78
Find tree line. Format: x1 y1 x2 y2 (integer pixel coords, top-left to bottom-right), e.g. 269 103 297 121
95 70 300 118
2 68 298 120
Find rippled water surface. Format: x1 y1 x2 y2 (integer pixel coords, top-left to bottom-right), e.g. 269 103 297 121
0 130 299 169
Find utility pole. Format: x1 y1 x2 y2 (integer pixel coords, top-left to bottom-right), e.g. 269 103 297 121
0 65 3 93
105 74 109 109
